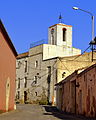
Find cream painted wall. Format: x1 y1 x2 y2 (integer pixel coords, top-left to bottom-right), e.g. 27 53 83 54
43 44 81 60
57 52 96 83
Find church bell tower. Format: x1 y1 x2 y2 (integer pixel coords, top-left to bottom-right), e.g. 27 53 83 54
48 15 72 47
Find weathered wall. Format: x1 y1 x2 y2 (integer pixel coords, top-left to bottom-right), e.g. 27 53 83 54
0 30 16 111
43 44 81 60
76 65 96 117
16 55 28 103
57 52 96 83
56 63 96 117
28 47 57 104
16 46 57 104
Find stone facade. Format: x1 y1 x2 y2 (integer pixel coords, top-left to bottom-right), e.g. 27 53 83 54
16 52 29 103
16 47 57 104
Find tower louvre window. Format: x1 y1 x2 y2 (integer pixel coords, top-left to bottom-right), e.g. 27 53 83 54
51 28 55 45
63 28 66 41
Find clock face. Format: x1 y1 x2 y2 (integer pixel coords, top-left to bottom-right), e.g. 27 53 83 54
51 28 54 34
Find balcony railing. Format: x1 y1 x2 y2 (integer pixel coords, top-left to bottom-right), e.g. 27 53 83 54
30 39 47 48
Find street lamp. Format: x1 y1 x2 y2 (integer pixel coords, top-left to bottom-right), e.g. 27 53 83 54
73 7 95 61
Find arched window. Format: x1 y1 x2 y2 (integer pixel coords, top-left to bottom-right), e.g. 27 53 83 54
51 28 54 45
63 28 66 41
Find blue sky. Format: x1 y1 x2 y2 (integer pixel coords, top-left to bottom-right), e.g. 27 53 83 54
0 0 96 54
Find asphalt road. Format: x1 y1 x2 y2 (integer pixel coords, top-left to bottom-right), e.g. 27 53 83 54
0 104 94 120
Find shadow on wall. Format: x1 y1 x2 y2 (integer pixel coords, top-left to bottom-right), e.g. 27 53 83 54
42 106 96 120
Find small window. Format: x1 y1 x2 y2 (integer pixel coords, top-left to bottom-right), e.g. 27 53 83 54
17 91 20 99
34 76 37 84
48 66 51 76
51 28 54 34
24 77 27 88
17 61 21 69
63 28 66 41
18 78 20 89
35 92 37 96
51 28 55 45
47 66 51 83
25 61 27 72
35 61 38 68
62 72 66 78
55 69 57 83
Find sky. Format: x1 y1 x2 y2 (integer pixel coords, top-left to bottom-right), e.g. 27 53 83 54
0 0 96 54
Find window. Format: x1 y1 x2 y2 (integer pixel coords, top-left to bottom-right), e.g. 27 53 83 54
17 61 21 69
35 61 38 68
35 92 37 96
62 72 66 78
51 28 55 45
48 66 51 76
18 78 20 89
47 66 51 83
34 76 37 84
25 61 27 72
55 69 57 83
63 28 66 41
17 91 20 99
24 77 27 88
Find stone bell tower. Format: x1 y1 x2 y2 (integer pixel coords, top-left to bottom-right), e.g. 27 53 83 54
48 15 72 47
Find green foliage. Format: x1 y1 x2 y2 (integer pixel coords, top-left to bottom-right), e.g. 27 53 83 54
39 99 48 105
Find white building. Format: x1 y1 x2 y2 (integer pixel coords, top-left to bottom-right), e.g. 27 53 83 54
43 23 81 60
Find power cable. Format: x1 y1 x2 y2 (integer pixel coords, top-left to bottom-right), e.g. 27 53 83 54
72 45 91 61
16 60 57 81
58 58 71 73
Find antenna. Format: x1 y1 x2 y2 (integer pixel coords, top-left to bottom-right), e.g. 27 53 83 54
59 13 63 23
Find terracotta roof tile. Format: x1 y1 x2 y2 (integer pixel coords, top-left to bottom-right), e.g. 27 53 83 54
17 52 29 59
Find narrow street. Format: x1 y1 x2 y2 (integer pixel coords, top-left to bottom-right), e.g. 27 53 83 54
0 104 94 120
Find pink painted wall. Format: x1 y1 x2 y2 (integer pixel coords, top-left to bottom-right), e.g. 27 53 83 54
57 66 96 117
0 30 16 111
76 67 96 117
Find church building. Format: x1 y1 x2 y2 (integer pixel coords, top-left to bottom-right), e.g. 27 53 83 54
16 19 81 105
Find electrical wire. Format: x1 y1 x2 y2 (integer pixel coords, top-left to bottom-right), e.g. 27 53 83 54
58 58 71 73
16 60 58 82
72 45 91 61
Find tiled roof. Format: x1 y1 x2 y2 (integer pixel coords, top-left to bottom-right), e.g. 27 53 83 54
17 52 29 59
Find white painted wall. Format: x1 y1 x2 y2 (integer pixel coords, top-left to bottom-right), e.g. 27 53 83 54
43 44 81 60
48 23 72 47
